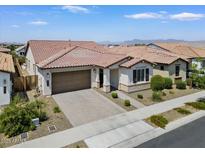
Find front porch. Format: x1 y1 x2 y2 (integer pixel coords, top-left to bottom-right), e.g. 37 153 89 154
91 68 119 93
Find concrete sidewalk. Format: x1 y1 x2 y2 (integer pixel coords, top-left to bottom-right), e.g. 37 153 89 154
116 90 145 108
112 111 205 148
12 91 205 148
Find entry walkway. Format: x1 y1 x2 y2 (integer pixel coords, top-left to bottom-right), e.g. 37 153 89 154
12 91 205 148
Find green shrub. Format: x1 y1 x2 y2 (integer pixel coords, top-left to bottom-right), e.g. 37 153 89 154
111 92 118 98
152 91 162 102
197 97 205 102
150 115 168 128
0 100 47 137
18 56 26 65
0 105 35 137
30 124 37 131
137 94 143 99
151 75 165 91
39 112 48 122
196 76 205 89
124 100 131 106
11 94 24 105
53 106 61 113
186 102 205 110
174 108 191 115
176 81 186 89
164 77 173 89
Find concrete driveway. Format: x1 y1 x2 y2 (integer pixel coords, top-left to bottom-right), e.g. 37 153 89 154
52 89 125 126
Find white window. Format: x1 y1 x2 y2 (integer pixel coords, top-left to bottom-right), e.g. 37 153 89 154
46 80 50 87
133 68 149 83
3 79 7 85
3 86 7 94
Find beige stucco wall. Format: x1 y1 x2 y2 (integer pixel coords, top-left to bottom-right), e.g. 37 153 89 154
153 60 187 82
26 47 36 75
153 69 169 77
119 83 150 93
118 62 153 93
168 59 187 81
119 62 153 86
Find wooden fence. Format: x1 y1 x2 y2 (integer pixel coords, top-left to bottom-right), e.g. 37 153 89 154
13 75 38 92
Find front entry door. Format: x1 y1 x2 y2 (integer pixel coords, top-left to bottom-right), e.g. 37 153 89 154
99 69 103 88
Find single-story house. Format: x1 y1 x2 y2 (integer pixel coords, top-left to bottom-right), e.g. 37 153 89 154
15 45 26 56
108 46 189 83
0 47 10 54
25 40 156 95
0 52 15 106
148 43 205 71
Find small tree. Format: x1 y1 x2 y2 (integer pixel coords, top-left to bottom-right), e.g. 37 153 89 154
151 75 165 91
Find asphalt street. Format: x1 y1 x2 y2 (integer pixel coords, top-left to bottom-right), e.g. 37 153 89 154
137 116 205 148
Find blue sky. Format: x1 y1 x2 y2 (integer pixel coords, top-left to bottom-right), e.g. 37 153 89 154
1 5 205 43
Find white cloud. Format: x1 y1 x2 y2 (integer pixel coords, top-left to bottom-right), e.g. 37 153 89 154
124 13 163 19
170 12 205 21
62 5 89 14
159 11 168 14
11 25 20 28
29 20 48 25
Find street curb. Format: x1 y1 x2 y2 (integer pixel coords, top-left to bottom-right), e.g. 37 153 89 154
111 111 205 148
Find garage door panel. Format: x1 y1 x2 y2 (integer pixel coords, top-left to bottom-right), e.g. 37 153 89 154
52 70 91 94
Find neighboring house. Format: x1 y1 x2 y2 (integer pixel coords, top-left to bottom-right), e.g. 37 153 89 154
0 52 15 106
108 46 188 82
148 43 205 71
15 45 26 56
0 47 10 54
25 40 156 95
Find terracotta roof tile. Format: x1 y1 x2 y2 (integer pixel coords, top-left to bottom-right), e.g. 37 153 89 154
28 40 128 68
0 52 15 73
154 42 205 58
0 47 10 53
42 46 128 68
28 40 107 64
108 46 188 64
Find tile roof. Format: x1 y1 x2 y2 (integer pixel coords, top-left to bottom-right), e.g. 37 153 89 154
108 46 188 64
0 52 15 73
0 47 10 53
27 40 107 64
28 40 128 68
120 57 154 68
154 43 205 58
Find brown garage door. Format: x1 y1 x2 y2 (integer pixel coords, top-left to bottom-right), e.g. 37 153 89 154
52 70 91 94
